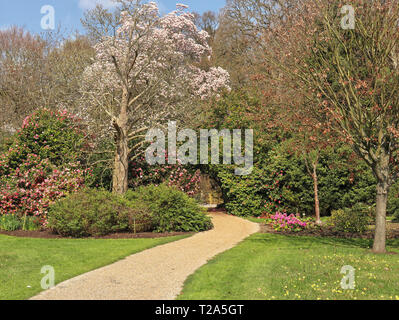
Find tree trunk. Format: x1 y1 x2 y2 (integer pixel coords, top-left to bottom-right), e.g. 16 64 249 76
112 89 130 194
373 178 389 254
312 163 321 225
112 127 129 194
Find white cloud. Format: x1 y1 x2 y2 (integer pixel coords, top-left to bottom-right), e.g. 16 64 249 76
78 0 118 10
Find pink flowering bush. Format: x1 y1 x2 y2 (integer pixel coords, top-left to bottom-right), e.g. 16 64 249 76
0 154 87 226
0 109 91 227
129 154 201 197
269 212 307 233
167 166 201 197
0 109 88 176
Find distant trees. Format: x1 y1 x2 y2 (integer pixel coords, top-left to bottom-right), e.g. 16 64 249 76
0 27 47 131
193 11 219 43
0 27 94 133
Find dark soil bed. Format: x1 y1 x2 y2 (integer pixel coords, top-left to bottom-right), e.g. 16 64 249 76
0 229 193 240
259 223 399 240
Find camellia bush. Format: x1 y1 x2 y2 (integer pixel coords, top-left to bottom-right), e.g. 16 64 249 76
0 109 90 227
0 109 89 174
0 156 87 226
129 154 201 197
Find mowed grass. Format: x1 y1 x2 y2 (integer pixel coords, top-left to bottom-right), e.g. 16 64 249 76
178 233 399 300
0 234 189 300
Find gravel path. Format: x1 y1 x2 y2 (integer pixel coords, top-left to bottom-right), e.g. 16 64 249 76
31 212 259 300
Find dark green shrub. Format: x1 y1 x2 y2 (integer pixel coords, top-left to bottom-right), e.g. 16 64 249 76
125 185 213 233
0 214 22 231
48 188 149 237
117 200 153 233
331 203 373 234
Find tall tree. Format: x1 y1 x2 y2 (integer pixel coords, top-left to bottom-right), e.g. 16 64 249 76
262 0 399 253
81 1 230 194
193 11 219 43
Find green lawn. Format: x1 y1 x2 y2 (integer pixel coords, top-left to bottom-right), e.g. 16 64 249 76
0 234 189 300
178 233 399 300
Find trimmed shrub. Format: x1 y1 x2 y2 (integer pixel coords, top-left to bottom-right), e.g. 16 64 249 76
125 184 213 233
117 199 153 233
330 203 373 234
47 188 151 237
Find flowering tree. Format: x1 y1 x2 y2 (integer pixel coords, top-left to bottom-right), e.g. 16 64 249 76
82 1 230 194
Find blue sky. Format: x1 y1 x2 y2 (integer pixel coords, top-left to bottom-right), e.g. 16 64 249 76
0 0 226 34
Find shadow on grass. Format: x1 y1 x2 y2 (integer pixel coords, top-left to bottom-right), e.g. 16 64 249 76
247 233 375 250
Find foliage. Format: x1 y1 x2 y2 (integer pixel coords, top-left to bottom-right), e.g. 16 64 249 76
261 0 399 252
129 155 201 197
125 184 213 233
0 214 40 232
0 214 22 231
0 109 90 225
388 181 399 221
117 199 153 234
210 132 377 219
269 212 307 233
0 27 94 131
330 204 374 234
0 155 87 226
0 109 88 174
212 165 267 217
49 185 212 237
47 188 151 237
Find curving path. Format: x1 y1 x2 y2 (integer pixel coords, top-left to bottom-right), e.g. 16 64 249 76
31 212 259 300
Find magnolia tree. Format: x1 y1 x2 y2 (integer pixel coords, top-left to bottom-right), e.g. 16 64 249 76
82 1 230 194
261 0 399 253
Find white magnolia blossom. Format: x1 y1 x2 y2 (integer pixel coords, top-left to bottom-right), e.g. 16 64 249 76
82 2 230 115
